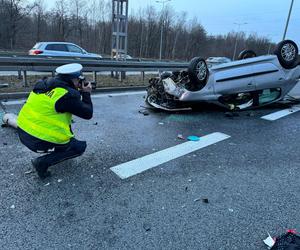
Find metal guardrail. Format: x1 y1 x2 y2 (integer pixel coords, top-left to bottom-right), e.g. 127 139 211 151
0 56 189 87
0 56 189 72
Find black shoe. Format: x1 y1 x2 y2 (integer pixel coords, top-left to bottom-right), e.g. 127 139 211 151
31 158 51 179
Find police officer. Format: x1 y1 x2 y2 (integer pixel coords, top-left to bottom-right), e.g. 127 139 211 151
17 63 93 179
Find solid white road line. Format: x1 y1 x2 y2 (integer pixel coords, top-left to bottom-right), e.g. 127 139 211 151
261 105 300 121
110 132 231 179
93 91 145 98
3 91 146 105
2 100 26 105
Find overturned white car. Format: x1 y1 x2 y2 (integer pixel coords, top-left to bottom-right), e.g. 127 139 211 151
146 40 300 111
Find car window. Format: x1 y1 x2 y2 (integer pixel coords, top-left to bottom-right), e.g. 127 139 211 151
67 45 83 53
45 44 68 51
32 43 42 49
259 88 281 104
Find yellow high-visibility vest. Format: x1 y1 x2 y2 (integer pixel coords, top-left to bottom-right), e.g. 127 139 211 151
17 87 74 144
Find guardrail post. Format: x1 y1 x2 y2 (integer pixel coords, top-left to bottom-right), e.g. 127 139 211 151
22 71 28 87
120 71 126 81
93 71 97 83
17 70 22 79
141 71 145 81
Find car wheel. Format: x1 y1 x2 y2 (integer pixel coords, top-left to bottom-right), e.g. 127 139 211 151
274 40 298 69
187 57 209 90
238 50 257 60
161 72 172 79
146 94 158 105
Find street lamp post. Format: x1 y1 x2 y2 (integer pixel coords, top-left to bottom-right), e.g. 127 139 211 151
232 22 247 60
156 0 171 60
283 0 294 40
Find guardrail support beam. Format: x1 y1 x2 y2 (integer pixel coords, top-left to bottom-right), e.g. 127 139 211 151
22 71 28 87
18 71 22 79
141 71 145 81
93 72 97 83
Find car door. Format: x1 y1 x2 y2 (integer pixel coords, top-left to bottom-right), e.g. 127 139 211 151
252 61 285 90
44 44 69 57
213 62 256 95
66 44 86 57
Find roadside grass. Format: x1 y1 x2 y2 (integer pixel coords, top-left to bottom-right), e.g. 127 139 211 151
0 73 157 93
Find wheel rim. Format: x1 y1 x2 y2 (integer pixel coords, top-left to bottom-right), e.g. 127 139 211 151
147 94 157 104
281 43 296 62
195 61 207 81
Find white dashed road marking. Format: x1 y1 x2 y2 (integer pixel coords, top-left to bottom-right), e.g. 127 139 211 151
110 132 231 179
261 105 300 121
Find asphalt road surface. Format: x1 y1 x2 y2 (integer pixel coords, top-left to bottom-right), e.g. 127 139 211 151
1 90 300 249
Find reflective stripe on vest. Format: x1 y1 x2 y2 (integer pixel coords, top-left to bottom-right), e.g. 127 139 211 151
17 87 74 144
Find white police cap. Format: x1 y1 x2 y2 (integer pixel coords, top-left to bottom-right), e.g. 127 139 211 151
55 63 83 78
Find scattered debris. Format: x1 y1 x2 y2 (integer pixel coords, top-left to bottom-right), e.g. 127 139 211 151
229 142 237 146
158 122 164 125
185 187 188 192
3 142 7 146
194 198 209 203
177 134 185 140
44 183 51 186
143 223 151 232
202 198 209 204
264 230 300 249
187 135 200 141
71 119 75 124
188 179 192 182
247 112 255 117
228 208 234 212
91 175 94 178
225 112 239 118
57 179 63 183
93 122 98 125
10 205 15 209
263 233 275 249
24 170 33 175
140 105 156 110
138 110 150 116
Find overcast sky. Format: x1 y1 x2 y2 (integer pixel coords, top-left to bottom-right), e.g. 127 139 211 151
37 0 300 46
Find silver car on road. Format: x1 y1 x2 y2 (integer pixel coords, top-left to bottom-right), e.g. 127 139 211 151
29 42 102 59
147 40 300 111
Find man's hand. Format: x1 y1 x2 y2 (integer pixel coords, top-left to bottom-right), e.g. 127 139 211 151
81 82 92 93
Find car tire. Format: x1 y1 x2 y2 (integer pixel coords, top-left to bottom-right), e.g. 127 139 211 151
274 40 298 69
187 57 209 90
238 50 257 60
161 72 172 79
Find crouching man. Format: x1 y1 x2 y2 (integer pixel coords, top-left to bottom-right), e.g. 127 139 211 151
17 63 93 179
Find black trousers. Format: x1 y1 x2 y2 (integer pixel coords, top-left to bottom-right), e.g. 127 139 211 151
17 128 86 167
